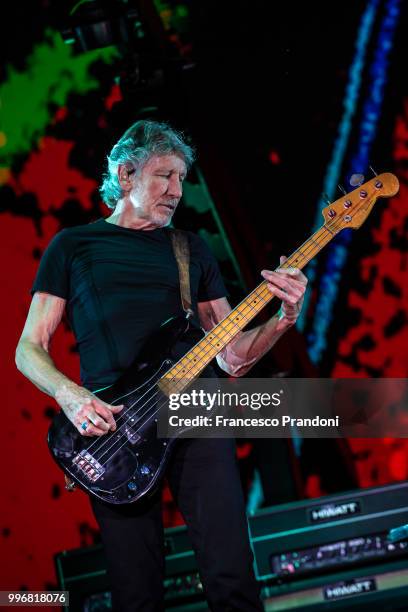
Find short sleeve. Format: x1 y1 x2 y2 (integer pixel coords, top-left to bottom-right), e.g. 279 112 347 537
31 230 72 299
191 234 228 302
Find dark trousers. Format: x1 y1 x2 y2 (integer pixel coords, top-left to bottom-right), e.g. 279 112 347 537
90 438 263 612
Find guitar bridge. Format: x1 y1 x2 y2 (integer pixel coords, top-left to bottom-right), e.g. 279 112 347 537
72 451 105 482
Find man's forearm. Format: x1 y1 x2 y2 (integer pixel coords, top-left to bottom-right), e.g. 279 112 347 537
15 340 79 398
217 310 292 377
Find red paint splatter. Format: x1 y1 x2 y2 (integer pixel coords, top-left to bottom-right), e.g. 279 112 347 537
105 83 123 111
8 137 97 213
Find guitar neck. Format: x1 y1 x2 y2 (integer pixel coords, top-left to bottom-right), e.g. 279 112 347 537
159 222 336 392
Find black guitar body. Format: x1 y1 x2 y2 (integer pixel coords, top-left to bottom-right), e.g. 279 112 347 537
48 315 194 505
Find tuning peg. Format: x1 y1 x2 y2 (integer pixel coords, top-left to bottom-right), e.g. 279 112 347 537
337 184 347 195
349 173 365 187
369 165 378 176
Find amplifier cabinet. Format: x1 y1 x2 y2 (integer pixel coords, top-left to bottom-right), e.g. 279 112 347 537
54 524 206 611
261 559 408 611
249 481 408 581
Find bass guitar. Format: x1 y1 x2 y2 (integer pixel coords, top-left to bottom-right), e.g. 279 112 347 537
48 172 399 504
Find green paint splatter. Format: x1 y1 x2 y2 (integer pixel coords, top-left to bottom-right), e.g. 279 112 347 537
0 30 118 165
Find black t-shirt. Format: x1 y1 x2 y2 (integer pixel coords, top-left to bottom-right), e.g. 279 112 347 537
31 219 227 390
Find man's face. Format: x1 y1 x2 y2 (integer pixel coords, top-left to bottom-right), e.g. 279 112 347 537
127 154 187 228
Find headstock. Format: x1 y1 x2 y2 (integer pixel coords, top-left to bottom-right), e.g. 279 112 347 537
322 173 399 232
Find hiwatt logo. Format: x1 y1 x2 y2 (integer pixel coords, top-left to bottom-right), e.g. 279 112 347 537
323 578 377 600
308 501 361 523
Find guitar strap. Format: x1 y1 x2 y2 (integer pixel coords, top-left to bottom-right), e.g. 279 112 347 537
169 228 194 319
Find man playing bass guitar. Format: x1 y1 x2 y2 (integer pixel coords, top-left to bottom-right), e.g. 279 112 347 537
16 120 307 612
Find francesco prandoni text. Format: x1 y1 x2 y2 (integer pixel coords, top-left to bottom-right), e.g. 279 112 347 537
167 390 339 428
167 415 340 428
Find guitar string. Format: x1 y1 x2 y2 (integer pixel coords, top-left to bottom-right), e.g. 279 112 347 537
82 247 300 457
81 208 358 467
79 190 378 468
87 219 332 457
100 184 384 461
87 289 271 463
81 198 368 466
84 248 316 464
93 322 244 463
83 254 329 466
90 221 379 470
89 212 334 442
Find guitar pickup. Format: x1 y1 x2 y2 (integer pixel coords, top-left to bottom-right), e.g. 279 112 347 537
124 425 141 446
